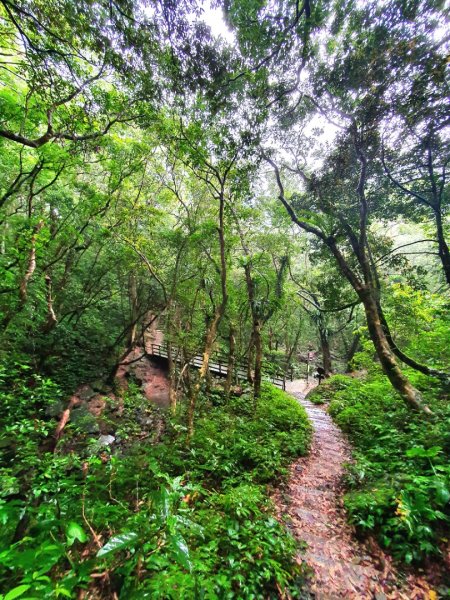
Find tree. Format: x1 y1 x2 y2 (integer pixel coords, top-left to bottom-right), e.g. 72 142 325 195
382 126 449 286
265 139 438 414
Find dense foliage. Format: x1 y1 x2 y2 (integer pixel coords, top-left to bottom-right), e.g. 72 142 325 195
0 380 310 598
309 301 449 566
334 375 449 565
0 0 449 595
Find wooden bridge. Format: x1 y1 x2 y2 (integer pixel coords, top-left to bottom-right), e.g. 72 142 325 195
147 341 290 390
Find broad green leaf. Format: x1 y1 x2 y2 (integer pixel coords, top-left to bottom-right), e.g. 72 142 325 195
66 522 88 546
97 532 138 557
435 482 450 505
152 488 170 520
169 533 192 572
405 446 441 458
4 586 31 600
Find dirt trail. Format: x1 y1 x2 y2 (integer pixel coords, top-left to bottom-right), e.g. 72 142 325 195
277 380 434 600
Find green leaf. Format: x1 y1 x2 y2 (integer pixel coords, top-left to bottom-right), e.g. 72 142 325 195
169 533 192 572
435 482 450 505
152 488 170 521
66 522 88 546
97 532 138 557
4 586 31 600
406 446 441 458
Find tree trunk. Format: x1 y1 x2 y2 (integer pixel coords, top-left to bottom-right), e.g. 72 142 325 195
361 291 432 414
326 238 433 413
434 208 450 286
345 333 361 372
187 308 223 437
319 326 332 376
285 323 302 367
187 188 228 437
19 220 44 304
247 333 255 384
167 342 177 413
267 153 432 414
224 326 235 395
128 273 138 347
41 271 58 333
253 320 263 398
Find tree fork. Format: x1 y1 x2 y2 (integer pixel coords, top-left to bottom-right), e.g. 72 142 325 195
361 292 433 415
377 302 449 382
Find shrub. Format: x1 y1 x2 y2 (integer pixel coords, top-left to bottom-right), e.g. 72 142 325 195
0 378 311 598
325 371 450 564
307 374 355 405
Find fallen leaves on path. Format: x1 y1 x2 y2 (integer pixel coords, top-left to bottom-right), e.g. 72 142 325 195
275 382 440 600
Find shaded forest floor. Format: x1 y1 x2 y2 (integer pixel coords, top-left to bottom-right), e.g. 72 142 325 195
276 380 442 599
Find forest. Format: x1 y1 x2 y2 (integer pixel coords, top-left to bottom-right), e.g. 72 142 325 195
0 0 448 598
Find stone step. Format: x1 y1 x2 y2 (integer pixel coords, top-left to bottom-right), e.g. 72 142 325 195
296 507 332 527
315 436 343 445
292 484 334 495
300 531 336 553
306 551 381 580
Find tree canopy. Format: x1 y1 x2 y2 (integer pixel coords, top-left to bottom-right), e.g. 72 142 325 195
0 0 448 597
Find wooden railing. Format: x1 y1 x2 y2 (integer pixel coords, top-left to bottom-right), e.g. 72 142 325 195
148 342 289 390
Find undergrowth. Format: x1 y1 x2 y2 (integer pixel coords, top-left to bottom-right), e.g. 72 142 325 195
0 365 311 600
307 375 354 405
322 360 449 568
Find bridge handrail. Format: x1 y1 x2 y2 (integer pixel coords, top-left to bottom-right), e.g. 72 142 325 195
148 341 287 389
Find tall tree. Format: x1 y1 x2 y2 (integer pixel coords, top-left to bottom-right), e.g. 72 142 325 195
265 134 439 414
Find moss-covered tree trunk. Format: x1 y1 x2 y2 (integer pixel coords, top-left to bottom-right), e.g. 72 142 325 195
318 325 332 376
345 333 361 372
360 290 432 414
267 154 433 415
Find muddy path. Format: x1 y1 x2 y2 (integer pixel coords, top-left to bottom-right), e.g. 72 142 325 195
276 382 437 599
